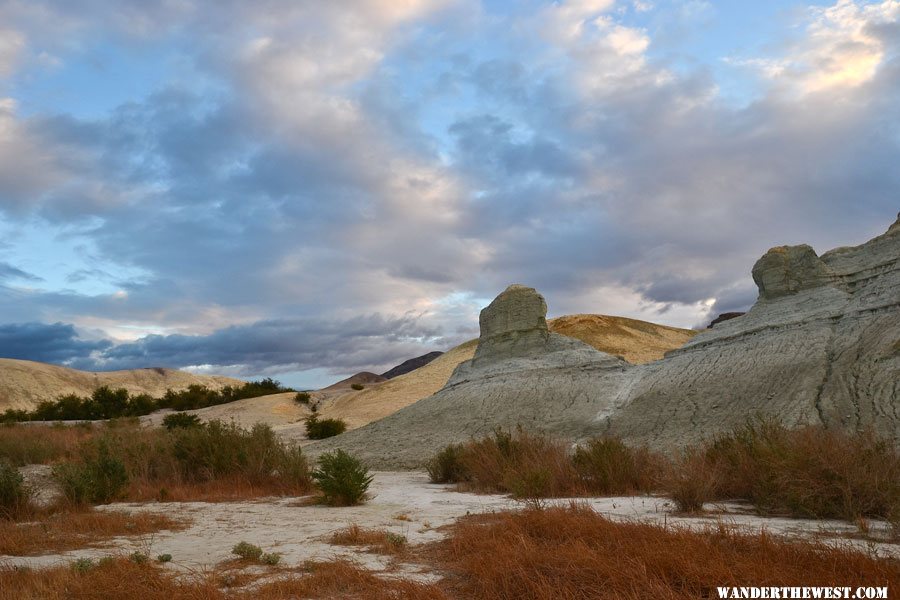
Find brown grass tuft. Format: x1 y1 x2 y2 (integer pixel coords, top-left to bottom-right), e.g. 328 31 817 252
0 509 189 556
329 524 407 554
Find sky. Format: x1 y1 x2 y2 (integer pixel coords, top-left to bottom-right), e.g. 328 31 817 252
0 0 897 389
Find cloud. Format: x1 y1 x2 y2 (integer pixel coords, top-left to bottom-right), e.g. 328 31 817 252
0 0 896 379
0 28 25 76
52 314 450 375
0 262 42 282
0 322 112 364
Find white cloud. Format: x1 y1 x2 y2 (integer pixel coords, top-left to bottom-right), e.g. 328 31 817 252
0 28 25 76
731 0 900 94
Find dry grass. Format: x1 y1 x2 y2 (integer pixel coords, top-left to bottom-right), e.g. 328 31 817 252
434 504 900 599
0 558 224 600
2 505 898 599
0 423 99 466
328 524 408 555
252 560 446 599
0 509 188 556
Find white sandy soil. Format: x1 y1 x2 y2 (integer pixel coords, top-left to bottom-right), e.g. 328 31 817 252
3 471 897 580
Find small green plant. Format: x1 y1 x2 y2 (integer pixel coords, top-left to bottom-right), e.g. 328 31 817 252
129 551 149 564
384 532 407 551
232 541 263 561
0 459 30 519
156 553 173 563
162 412 201 430
294 392 311 405
261 552 282 565
350 383 364 391
305 415 347 440
312 449 373 506
426 443 468 484
71 558 95 574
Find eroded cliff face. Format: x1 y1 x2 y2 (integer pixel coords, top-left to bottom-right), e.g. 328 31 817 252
607 216 899 448
311 218 900 468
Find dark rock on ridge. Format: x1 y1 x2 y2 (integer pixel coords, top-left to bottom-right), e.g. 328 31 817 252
380 351 444 379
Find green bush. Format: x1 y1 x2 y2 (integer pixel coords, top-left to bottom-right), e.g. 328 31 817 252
305 415 347 440
261 552 282 565
156 553 173 563
129 551 149 564
350 383 364 391
426 444 468 484
232 541 263 561
0 460 29 519
312 449 373 506
161 412 201 430
53 439 129 505
294 392 311 405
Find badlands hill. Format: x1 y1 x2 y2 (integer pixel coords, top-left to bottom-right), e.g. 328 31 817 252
164 314 695 435
0 358 243 411
311 315 695 432
311 216 900 468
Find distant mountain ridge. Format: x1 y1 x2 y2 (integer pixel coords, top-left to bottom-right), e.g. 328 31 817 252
0 358 244 411
380 351 444 379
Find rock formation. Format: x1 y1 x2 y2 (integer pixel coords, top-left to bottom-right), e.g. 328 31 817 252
310 217 900 468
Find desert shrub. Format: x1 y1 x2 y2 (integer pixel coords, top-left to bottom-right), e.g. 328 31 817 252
664 449 716 513
50 420 311 502
156 554 172 563
458 428 579 498
294 392 311 405
0 460 29 519
53 439 129 505
161 412 201 430
171 421 309 487
305 415 347 440
696 419 900 520
572 437 661 495
312 449 372 506
0 423 97 466
426 443 468 484
232 541 263 561
261 552 282 565
129 552 150 564
350 383 365 391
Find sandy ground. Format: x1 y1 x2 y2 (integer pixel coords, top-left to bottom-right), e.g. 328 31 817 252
4 471 897 579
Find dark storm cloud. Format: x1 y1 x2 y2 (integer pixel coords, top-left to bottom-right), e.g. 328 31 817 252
62 314 448 375
0 322 111 363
